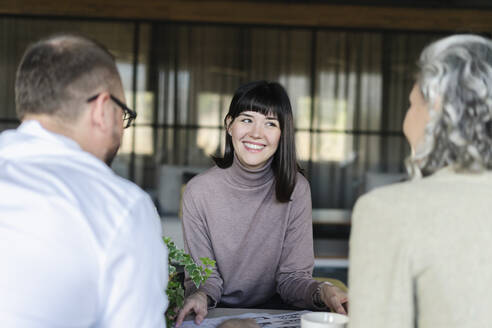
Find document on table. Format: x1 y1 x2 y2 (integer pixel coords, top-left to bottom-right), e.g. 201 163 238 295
180 310 310 328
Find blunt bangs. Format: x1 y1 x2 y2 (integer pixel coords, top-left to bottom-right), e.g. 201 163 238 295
230 81 290 131
236 93 277 116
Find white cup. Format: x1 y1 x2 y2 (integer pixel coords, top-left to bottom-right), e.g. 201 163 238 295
301 312 349 328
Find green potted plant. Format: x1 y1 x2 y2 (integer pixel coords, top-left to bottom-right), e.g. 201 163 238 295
163 237 215 327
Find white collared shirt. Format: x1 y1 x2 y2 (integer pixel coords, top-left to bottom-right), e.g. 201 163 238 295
0 121 168 327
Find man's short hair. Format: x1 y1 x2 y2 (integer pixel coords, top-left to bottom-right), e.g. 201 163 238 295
15 33 121 121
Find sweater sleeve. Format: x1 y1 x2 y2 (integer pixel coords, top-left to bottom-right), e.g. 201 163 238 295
275 176 320 309
181 182 223 306
348 191 415 328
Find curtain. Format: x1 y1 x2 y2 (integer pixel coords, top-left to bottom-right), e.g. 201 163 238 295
0 17 447 210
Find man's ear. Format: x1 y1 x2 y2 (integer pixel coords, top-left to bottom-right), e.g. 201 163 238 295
88 92 111 132
225 116 233 136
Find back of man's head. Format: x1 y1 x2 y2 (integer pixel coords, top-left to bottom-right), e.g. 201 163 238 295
15 34 121 122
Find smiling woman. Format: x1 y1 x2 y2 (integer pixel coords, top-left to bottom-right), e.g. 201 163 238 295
175 81 348 327
214 81 299 202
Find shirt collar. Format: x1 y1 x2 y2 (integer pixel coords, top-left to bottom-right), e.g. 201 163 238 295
17 120 82 151
1 120 110 173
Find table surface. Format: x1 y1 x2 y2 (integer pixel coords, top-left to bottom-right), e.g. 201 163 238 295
184 308 293 321
207 308 292 318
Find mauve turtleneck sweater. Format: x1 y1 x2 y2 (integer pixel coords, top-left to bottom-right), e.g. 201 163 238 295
182 156 320 309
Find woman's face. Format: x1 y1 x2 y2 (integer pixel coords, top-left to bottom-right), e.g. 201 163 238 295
227 110 281 170
403 84 431 153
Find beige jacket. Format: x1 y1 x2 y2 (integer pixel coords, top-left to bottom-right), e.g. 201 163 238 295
349 167 492 328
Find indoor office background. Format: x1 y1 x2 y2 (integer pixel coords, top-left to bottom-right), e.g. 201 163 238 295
0 17 445 210
1 8 488 284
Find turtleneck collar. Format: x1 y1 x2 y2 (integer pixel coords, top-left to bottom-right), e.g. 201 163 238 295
224 153 275 188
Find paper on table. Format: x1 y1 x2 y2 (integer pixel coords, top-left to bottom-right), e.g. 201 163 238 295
180 310 311 328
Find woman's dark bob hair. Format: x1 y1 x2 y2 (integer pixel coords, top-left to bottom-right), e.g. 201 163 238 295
213 80 300 203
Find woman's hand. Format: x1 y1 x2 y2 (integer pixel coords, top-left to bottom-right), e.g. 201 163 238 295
320 284 349 315
175 291 209 327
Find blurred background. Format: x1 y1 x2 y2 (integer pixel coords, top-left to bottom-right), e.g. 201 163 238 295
2 0 491 284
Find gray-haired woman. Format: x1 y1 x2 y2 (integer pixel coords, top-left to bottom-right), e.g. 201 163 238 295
349 34 492 328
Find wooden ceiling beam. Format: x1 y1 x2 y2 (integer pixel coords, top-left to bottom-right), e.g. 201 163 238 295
1 0 492 32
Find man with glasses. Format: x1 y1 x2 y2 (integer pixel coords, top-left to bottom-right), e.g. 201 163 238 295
0 34 168 327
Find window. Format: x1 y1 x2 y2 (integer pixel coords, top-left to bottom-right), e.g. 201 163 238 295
0 16 446 211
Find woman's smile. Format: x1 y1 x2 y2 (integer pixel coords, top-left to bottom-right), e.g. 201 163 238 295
243 141 266 152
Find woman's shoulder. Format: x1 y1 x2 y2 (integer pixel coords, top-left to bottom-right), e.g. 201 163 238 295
350 180 421 247
351 177 440 231
185 166 224 193
295 172 310 188
290 172 311 198
356 169 471 209
355 179 414 210
186 165 221 184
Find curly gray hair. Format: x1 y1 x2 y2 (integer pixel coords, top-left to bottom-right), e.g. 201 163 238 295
409 34 492 176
